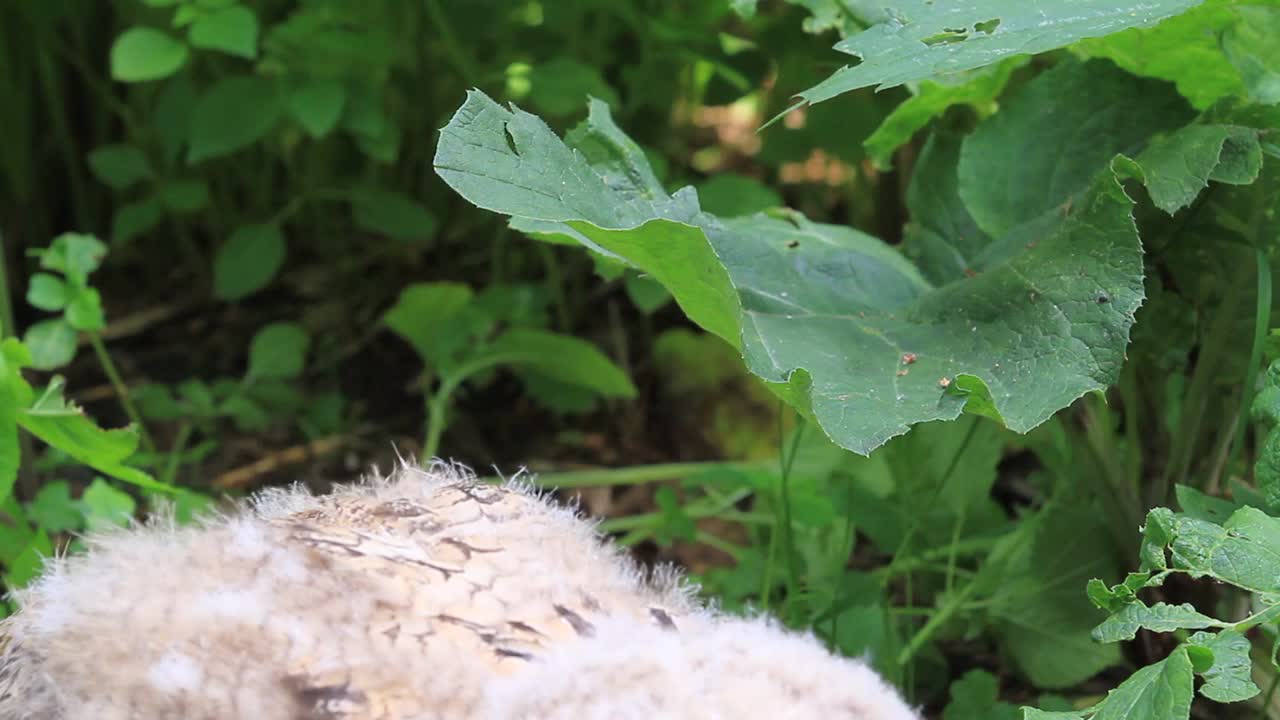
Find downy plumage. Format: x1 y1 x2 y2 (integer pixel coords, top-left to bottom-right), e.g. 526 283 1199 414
0 461 919 720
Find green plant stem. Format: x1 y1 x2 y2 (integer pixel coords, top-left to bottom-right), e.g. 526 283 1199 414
696 531 744 560
830 489 859 644
779 415 805 621
1162 268 1250 500
425 348 604 457
538 244 572 333
873 537 1001 580
160 421 193 487
1120 362 1143 498
761 411 805 616
87 331 155 455
898 573 980 666
1230 243 1274 480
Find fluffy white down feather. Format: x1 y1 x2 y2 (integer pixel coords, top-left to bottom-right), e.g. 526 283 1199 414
0 461 920 720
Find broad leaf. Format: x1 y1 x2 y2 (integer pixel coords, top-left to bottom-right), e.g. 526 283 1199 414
289 80 346 139
1186 631 1260 703
1120 124 1262 213
189 5 259 59
112 197 164 246
3 529 52 589
39 233 107 282
383 282 476 372
26 481 83 533
86 144 154 190
694 175 782 217
1091 649 1194 720
246 323 310 380
958 60 1192 238
158 178 210 212
785 0 1202 113
1163 507 1280 594
80 478 136 531
188 75 284 163
864 58 1023 169
436 91 1149 454
989 503 1123 687
477 329 636 398
110 28 189 83
349 187 438 241
945 670 1020 720
1223 6 1280 104
1072 1 1248 109
25 274 68 312
528 58 620 117
214 222 286 300
22 319 77 370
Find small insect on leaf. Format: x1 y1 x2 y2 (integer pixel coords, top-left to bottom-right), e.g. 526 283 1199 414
901 353 917 365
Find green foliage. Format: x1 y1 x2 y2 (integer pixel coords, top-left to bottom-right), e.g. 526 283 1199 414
384 281 635 456
110 28 189 82
436 72 1217 456
214 223 286 301
786 0 1202 112
6 0 1280 714
1048 504 1280 717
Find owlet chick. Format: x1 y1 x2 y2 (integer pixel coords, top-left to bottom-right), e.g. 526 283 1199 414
0 462 919 720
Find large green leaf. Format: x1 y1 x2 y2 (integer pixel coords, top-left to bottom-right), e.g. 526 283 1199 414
785 0 1203 113
863 58 1023 169
1072 1 1249 109
1223 5 1280 104
1120 124 1262 214
436 91 1149 454
988 503 1123 688
958 60 1192 238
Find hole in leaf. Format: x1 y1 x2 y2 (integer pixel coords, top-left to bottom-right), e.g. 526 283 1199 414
921 28 968 46
973 18 1001 34
786 239 800 249
1096 292 1111 304
502 123 519 155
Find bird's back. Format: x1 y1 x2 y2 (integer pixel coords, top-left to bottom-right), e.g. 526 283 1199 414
0 463 918 720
